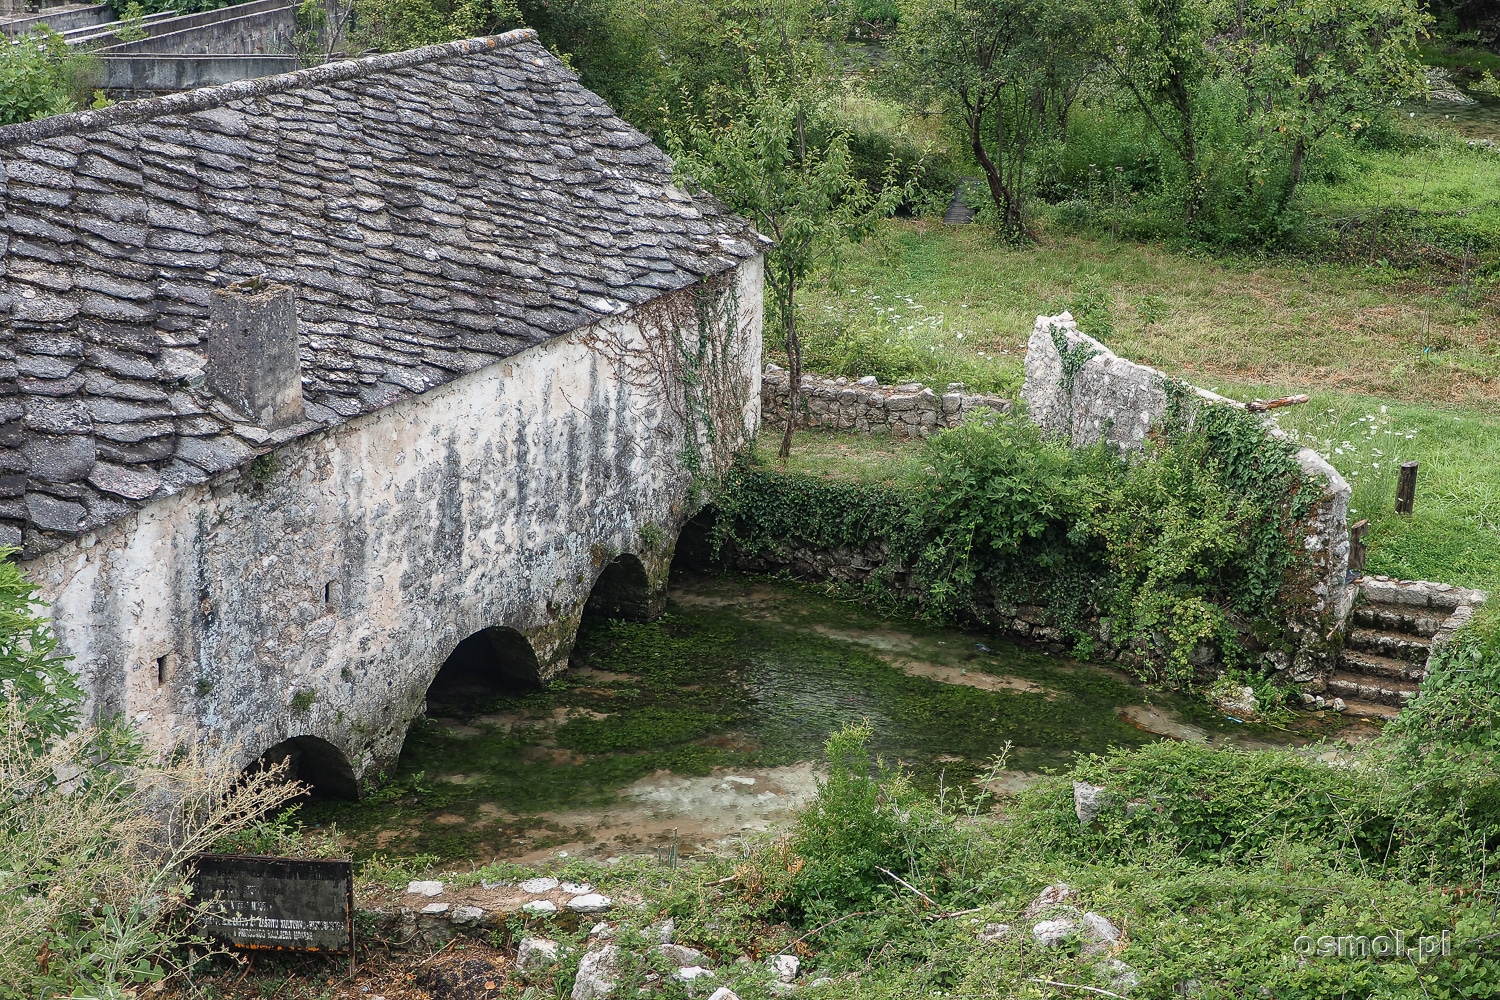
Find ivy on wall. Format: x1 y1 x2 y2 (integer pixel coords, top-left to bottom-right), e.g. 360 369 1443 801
710 399 1322 689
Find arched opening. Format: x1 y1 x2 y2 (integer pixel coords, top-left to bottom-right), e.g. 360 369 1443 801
584 553 655 622
252 735 358 801
425 626 542 716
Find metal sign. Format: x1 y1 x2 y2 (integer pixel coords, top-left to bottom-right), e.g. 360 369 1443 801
192 855 354 953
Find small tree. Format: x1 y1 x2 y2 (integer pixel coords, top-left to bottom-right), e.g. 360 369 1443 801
1096 0 1217 221
1218 0 1428 212
891 0 1096 241
0 29 100 127
670 68 909 460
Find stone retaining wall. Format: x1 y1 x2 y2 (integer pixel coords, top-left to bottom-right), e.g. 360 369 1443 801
760 365 1010 438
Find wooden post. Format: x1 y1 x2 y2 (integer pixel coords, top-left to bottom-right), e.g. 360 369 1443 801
1348 518 1369 577
1395 461 1418 515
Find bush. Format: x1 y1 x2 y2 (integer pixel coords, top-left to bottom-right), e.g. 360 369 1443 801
779 723 994 920
714 397 1319 686
0 29 99 127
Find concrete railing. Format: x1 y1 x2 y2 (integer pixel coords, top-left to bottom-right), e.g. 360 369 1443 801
2 2 114 35
101 53 301 94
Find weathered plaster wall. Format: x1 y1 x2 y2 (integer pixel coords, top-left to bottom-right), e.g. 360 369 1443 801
1022 312 1353 679
23 259 762 791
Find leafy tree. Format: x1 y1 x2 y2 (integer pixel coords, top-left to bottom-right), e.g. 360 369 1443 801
1217 0 1429 212
890 0 1097 241
1096 0 1217 220
670 66 910 460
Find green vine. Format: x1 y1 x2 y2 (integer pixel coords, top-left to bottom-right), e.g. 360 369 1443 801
1050 326 1101 393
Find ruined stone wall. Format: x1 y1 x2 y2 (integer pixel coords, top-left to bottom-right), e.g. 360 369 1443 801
760 366 1011 438
22 259 763 790
1022 312 1353 679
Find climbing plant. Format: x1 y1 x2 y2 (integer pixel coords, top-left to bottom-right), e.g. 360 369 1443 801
581 270 755 487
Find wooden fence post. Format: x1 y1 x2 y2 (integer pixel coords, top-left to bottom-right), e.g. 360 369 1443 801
1395 461 1418 515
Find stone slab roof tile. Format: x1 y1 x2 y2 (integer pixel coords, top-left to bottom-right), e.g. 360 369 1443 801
1 29 765 557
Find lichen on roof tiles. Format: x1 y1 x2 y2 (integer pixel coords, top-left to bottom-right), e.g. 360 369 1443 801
0 29 763 558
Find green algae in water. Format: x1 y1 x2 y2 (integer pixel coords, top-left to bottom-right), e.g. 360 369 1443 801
303 575 1290 862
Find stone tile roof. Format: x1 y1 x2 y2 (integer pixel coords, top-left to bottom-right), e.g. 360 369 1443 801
0 30 764 557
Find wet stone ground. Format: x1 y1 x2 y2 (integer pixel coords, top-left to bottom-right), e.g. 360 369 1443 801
303 574 1365 864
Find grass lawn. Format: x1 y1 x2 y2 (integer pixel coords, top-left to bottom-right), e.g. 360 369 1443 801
801 219 1500 407
789 216 1500 591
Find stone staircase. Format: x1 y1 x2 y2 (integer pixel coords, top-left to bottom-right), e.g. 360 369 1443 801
1326 577 1486 721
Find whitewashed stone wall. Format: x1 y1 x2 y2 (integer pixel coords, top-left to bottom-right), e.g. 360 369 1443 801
761 365 1011 438
23 261 763 790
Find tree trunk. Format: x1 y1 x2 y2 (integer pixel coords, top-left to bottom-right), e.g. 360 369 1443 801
1280 135 1307 214
1166 73 1202 222
971 112 1019 241
779 275 799 462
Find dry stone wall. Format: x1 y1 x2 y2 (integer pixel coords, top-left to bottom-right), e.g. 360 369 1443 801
760 365 1010 438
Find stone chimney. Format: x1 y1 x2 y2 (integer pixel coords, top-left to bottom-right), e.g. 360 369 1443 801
206 281 305 429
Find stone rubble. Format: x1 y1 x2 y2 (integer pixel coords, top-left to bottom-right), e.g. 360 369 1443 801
517 936 562 980
572 944 622 1000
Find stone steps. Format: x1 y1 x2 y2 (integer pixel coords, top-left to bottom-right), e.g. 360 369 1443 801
1340 648 1427 683
1350 603 1441 638
1326 670 1421 708
1345 626 1430 664
1337 698 1402 721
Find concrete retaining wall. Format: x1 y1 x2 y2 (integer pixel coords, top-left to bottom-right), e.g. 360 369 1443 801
2 3 113 35
98 1 294 54
102 53 300 94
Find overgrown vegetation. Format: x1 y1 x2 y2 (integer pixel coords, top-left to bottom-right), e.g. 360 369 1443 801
0 29 100 127
713 398 1319 691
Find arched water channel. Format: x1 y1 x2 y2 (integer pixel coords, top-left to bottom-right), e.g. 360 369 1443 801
300 571 1370 865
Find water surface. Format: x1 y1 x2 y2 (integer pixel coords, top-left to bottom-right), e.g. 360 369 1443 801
305 575 1355 863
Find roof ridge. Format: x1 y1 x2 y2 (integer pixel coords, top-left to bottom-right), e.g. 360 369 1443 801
0 28 539 148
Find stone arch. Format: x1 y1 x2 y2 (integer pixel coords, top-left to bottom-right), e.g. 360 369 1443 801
584 552 659 622
425 626 543 715
253 735 359 800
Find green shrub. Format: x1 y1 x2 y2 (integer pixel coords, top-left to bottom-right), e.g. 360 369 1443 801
0 548 80 742
714 398 1319 686
0 29 99 127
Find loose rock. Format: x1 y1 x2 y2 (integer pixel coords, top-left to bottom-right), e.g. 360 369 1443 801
520 877 561 894
1033 917 1079 949
523 900 559 915
572 946 621 1000
568 893 613 913
518 937 561 979
1073 782 1108 824
978 923 1011 943
658 944 706 966
407 880 444 897
767 954 799 982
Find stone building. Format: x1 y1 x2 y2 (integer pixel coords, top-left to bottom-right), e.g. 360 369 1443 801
1 30 765 794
